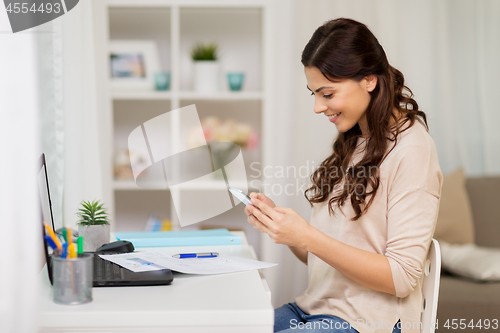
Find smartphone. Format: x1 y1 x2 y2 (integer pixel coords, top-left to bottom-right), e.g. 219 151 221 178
229 187 271 219
228 187 252 205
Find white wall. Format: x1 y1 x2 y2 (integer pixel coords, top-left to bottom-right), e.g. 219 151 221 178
0 7 41 333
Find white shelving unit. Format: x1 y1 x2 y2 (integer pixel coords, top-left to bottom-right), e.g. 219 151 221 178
113 179 254 191
93 0 274 254
111 91 263 101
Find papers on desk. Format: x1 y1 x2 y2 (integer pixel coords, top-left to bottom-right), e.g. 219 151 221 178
99 252 277 275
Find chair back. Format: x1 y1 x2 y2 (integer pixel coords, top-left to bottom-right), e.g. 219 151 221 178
420 239 441 333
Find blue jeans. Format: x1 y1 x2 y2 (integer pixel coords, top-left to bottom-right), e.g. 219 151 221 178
274 302 401 333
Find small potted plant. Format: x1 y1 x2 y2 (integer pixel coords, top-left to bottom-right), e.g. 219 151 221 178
191 42 219 92
76 199 111 252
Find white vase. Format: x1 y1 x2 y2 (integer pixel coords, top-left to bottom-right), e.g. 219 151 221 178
78 224 110 252
193 60 220 92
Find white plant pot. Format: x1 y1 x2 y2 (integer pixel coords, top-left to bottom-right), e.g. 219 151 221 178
193 60 220 92
78 224 110 252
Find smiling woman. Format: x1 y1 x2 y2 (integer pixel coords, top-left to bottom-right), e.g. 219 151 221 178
301 18 426 221
305 67 375 136
244 18 443 333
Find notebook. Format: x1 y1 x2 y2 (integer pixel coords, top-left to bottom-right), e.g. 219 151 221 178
38 154 173 287
115 229 241 247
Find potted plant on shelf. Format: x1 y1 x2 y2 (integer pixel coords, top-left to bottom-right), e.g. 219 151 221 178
191 42 219 92
76 199 111 252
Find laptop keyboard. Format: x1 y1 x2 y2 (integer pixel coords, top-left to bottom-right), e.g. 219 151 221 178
94 256 124 281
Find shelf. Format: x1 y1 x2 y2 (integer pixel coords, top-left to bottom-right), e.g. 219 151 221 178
114 179 255 190
178 180 250 190
179 91 263 101
112 91 172 100
114 180 166 190
111 90 263 101
107 0 268 7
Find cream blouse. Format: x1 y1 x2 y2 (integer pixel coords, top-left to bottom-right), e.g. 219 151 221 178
295 119 443 333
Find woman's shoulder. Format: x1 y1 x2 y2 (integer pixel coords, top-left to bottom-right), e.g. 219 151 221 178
387 118 436 158
382 118 441 177
382 118 443 195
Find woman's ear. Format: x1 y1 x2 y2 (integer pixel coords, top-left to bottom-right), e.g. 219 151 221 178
364 75 377 92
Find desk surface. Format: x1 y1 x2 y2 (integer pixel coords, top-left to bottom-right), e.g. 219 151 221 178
38 232 274 333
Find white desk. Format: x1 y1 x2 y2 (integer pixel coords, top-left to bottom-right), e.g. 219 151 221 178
37 232 274 333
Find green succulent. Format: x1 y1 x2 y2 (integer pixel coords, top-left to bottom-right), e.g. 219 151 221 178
191 43 218 61
76 199 110 226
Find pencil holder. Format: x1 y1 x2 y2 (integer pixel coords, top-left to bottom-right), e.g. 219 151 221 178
52 253 93 305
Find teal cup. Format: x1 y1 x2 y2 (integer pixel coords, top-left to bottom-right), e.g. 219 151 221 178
155 71 171 91
227 72 245 91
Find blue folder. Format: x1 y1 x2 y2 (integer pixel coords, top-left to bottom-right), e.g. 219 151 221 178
114 228 241 247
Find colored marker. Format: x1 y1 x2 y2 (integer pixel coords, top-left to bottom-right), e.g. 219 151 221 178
44 235 61 256
44 222 62 251
77 236 84 254
67 228 73 246
61 242 68 259
68 243 77 258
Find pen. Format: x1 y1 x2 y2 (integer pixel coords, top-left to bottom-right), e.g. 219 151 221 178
44 222 62 251
172 252 219 259
44 235 61 256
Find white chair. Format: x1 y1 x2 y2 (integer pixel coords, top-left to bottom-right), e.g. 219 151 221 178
420 238 441 333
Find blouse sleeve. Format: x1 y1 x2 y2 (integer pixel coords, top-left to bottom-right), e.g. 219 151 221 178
385 144 443 298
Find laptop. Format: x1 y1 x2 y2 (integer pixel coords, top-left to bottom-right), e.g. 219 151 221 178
38 153 174 287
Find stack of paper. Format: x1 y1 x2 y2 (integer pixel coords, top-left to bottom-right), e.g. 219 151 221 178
99 252 277 275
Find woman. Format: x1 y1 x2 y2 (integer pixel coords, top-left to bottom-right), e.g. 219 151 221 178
244 18 443 333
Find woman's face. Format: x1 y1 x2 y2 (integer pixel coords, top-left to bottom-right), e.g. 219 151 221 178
304 66 376 137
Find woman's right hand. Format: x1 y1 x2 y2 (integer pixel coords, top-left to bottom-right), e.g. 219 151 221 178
244 192 276 221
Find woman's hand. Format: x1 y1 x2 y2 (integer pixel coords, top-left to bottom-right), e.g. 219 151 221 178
244 192 275 221
245 192 276 210
246 197 313 249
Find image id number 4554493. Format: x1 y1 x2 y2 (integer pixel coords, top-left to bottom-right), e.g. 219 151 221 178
6 2 62 14
443 319 498 330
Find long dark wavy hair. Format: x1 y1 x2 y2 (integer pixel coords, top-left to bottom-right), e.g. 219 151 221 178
303 18 428 220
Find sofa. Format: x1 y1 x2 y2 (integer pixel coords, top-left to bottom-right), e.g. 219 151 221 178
434 171 500 332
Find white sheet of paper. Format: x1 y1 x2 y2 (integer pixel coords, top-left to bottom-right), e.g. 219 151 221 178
99 252 277 274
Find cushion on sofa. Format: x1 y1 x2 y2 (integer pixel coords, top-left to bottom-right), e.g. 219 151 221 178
434 168 475 244
440 241 500 281
465 176 500 248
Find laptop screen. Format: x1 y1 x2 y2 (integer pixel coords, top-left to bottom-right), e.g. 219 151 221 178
38 154 55 232
38 154 55 284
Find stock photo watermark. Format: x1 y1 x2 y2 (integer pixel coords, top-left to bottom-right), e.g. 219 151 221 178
248 162 379 197
289 318 499 330
289 318 439 331
3 0 80 33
